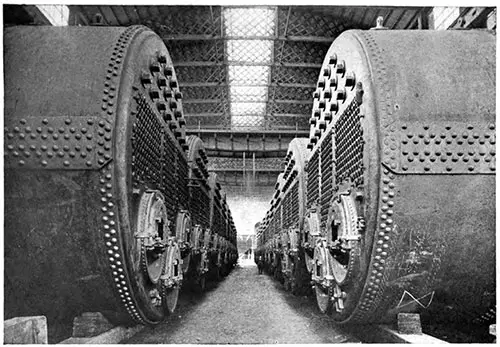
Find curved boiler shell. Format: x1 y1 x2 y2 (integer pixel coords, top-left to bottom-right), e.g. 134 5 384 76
308 29 495 324
4 26 190 326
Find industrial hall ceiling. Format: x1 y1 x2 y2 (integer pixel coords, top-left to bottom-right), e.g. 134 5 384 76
6 5 492 188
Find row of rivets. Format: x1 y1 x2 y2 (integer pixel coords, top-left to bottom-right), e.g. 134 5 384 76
5 117 112 168
102 26 145 324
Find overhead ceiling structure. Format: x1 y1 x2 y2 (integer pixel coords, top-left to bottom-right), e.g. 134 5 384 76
69 5 433 187
6 5 494 188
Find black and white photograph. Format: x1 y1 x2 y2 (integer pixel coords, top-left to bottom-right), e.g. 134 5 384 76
2 3 497 344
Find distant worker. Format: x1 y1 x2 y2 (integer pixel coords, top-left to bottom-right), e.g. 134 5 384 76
256 255 264 274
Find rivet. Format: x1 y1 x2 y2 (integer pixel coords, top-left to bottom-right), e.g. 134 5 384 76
41 160 48 167
468 165 475 171
446 166 452 171
86 161 92 167
18 160 25 166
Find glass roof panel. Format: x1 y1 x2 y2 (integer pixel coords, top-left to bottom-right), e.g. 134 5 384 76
223 6 277 129
224 7 276 37
227 40 273 64
230 86 268 102
231 102 267 115
228 65 270 85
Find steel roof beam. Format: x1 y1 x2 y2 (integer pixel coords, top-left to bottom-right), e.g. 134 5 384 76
162 34 334 42
185 113 309 118
180 82 315 88
174 61 321 68
186 129 309 135
183 99 312 105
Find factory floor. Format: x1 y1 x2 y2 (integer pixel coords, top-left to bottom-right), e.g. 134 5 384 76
124 259 358 344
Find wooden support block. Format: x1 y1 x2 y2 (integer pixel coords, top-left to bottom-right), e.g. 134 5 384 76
72 312 115 338
398 313 422 334
379 325 448 344
4 316 48 344
60 325 144 344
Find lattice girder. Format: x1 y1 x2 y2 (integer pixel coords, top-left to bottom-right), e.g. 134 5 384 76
166 40 224 63
268 102 312 115
183 102 225 114
267 115 309 128
152 6 222 36
269 86 315 100
176 66 225 83
208 157 284 171
181 86 228 100
185 115 228 128
277 7 346 37
271 66 319 84
276 41 331 64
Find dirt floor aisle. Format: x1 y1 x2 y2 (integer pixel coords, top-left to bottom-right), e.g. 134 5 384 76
125 260 358 344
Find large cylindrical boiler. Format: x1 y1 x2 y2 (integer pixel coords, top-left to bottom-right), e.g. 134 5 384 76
4 25 190 328
305 29 495 324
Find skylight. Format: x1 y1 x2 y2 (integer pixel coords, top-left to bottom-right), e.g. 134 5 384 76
228 66 270 85
223 6 276 130
36 5 69 26
230 86 268 102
